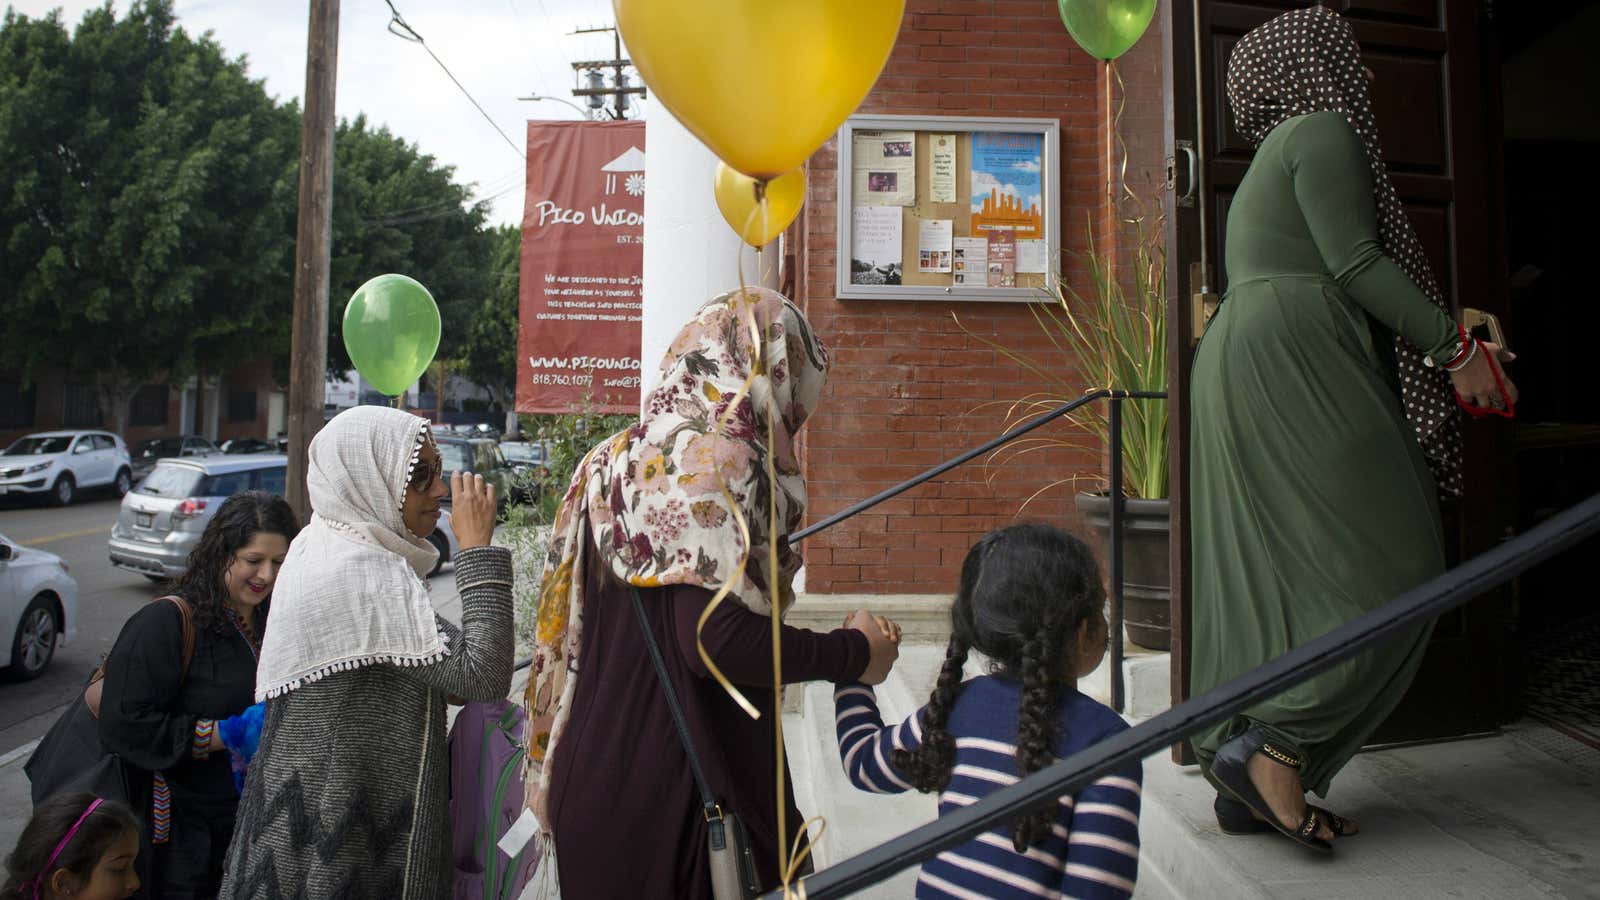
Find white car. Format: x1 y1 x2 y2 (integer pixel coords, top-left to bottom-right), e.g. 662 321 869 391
0 430 134 506
0 531 78 680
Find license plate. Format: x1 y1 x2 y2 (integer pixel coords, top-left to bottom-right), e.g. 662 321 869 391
136 512 153 528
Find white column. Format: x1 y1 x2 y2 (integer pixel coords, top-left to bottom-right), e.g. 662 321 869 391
639 109 778 408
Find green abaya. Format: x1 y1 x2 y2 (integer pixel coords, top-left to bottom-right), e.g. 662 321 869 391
1189 111 1461 795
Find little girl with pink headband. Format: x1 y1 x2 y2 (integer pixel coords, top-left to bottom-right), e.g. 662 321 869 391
3 794 140 900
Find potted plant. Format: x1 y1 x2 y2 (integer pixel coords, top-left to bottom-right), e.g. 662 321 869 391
964 203 1170 649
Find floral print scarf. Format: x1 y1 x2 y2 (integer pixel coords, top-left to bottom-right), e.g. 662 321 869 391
523 286 829 828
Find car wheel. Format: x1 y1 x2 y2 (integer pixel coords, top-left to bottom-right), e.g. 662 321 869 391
52 474 75 507
113 468 133 497
8 596 58 681
426 532 448 578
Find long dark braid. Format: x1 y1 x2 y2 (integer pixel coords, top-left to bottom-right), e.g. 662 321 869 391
893 633 969 791
895 523 1105 851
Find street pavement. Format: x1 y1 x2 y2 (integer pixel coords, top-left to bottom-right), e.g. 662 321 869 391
0 494 468 852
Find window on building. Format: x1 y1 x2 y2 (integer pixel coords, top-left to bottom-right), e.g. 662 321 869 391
63 384 102 428
227 389 257 424
129 385 170 428
0 383 36 430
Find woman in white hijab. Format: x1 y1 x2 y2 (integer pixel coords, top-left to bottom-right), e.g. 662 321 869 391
219 406 513 900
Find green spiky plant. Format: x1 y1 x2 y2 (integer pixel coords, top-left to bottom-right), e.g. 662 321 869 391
964 204 1168 500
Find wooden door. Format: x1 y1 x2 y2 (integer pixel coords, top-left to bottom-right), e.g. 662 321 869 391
1166 0 1514 746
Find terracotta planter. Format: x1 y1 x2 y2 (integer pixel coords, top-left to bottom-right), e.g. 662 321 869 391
1074 493 1171 651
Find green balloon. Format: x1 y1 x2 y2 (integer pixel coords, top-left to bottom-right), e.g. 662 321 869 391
1057 0 1157 61
342 274 442 397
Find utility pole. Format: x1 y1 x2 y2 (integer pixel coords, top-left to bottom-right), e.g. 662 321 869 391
569 25 646 119
286 0 339 524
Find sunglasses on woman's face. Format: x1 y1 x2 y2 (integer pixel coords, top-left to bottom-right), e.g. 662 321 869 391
409 455 444 491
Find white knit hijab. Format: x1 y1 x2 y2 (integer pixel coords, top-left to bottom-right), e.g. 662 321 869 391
254 406 445 701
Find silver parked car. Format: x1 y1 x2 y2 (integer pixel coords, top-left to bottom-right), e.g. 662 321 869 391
0 530 79 680
108 454 287 581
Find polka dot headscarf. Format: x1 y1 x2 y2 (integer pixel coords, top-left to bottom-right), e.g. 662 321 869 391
1226 5 1463 498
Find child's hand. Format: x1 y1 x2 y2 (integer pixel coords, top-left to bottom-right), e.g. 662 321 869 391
846 609 900 685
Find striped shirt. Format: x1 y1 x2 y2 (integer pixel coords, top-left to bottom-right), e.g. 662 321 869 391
835 676 1142 899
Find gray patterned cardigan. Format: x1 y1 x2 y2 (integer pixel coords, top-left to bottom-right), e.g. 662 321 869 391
218 546 515 900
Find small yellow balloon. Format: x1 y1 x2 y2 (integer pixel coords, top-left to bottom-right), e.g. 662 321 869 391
616 0 906 179
713 164 806 248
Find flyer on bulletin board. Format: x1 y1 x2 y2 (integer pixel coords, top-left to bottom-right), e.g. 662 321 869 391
852 129 916 206
918 219 954 273
930 133 957 203
1017 239 1049 274
971 132 1044 240
987 229 1016 287
851 206 903 284
953 236 987 285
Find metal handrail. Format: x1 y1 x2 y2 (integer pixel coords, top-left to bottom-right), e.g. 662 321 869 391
769 490 1600 899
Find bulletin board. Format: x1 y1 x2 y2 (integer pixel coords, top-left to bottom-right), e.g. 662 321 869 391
835 114 1062 303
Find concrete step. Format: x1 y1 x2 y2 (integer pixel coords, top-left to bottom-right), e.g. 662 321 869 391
1136 722 1600 899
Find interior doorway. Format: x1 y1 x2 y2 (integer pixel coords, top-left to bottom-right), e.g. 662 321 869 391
1492 0 1600 748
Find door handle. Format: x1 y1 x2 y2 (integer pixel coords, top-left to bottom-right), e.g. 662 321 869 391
1461 308 1508 351
1174 140 1198 208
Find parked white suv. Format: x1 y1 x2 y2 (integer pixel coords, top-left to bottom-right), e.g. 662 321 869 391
0 430 133 506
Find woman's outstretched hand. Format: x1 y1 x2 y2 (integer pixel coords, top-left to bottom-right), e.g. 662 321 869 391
451 471 497 550
845 608 901 685
1450 341 1518 413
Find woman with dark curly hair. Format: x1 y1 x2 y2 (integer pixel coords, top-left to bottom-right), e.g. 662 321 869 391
832 523 1142 899
97 491 298 899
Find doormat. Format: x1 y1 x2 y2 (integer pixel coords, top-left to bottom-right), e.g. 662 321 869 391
1523 614 1600 750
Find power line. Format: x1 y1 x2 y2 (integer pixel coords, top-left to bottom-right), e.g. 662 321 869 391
383 0 523 160
503 0 555 93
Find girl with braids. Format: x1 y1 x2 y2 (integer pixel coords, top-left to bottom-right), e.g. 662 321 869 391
4 793 140 900
1191 6 1518 853
96 491 298 898
834 524 1141 899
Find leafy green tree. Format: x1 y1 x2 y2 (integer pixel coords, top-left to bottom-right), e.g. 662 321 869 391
455 224 521 426
325 116 494 376
0 1 297 434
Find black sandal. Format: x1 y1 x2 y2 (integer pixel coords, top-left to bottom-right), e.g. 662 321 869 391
1209 725 1332 852
1214 794 1273 835
1216 795 1356 837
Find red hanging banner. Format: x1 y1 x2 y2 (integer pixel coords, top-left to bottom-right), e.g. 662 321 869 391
517 120 646 414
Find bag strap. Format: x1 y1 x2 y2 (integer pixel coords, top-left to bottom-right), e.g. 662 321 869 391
628 586 722 824
159 595 196 679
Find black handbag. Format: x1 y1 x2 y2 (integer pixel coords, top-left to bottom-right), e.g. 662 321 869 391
628 586 762 900
25 596 194 817
24 669 150 815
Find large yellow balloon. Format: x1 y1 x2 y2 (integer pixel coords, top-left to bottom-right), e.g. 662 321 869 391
616 0 906 179
714 164 806 248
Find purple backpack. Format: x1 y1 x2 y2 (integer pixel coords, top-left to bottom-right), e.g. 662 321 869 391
450 700 540 900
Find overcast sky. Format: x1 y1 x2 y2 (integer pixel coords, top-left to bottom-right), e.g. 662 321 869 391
11 0 637 226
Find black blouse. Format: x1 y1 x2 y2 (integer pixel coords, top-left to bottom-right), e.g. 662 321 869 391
98 599 261 814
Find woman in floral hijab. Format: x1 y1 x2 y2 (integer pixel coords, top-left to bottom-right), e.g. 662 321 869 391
523 287 900 898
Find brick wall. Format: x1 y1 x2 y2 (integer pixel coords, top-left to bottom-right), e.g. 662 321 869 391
1 358 282 448
797 1 1166 594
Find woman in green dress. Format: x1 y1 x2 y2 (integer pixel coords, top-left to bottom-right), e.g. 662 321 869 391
1189 6 1518 852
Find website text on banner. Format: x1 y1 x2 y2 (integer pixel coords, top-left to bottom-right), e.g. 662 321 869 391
517 121 646 414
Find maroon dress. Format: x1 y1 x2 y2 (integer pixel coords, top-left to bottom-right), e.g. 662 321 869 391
548 562 870 899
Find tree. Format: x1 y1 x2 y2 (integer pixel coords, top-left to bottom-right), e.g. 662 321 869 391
324 116 496 378
0 2 297 434
456 224 521 430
